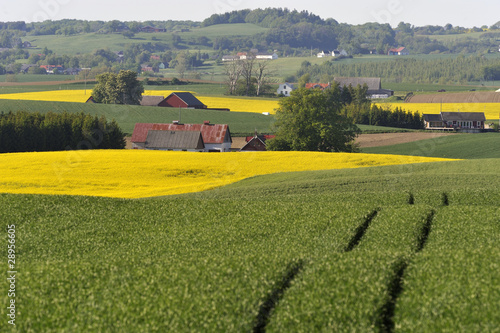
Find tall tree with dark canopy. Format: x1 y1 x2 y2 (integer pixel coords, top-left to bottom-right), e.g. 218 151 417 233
267 85 360 152
92 70 144 105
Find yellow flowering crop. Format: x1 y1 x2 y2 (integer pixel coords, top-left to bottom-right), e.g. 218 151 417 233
0 150 456 198
197 96 279 114
0 89 279 114
376 102 500 120
0 90 90 103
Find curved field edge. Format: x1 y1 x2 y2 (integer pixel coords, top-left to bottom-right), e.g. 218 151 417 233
0 150 457 198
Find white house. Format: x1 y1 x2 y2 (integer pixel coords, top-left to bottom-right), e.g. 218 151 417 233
277 83 296 97
317 50 331 58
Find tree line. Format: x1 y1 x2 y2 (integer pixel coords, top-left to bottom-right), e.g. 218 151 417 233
0 111 125 153
297 55 500 84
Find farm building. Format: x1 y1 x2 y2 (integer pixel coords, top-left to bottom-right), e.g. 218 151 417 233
306 83 331 90
423 112 486 131
159 92 207 109
131 121 232 152
277 83 296 96
388 47 409 55
144 130 205 152
240 134 275 151
140 95 166 107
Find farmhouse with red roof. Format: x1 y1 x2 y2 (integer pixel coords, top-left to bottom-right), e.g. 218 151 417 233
131 121 232 152
388 47 409 55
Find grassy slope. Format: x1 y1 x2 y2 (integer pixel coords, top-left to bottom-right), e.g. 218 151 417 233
1 158 499 332
361 132 500 159
24 24 268 55
0 99 274 135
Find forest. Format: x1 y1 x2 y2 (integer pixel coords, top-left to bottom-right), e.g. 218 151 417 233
0 111 125 153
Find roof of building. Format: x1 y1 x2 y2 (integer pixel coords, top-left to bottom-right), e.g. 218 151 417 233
166 92 206 108
140 95 165 106
441 112 486 121
423 112 486 122
131 122 231 144
423 114 443 122
334 77 381 91
389 47 407 52
144 130 204 150
305 83 331 90
241 135 267 151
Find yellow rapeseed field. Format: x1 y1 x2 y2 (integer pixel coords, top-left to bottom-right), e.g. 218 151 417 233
376 102 500 120
0 89 279 114
0 150 456 199
0 89 90 103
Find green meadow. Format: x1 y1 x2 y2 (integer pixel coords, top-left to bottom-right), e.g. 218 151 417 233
362 132 500 159
1 157 499 332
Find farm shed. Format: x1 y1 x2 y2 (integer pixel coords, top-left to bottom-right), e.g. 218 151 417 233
132 121 232 152
423 112 486 131
144 130 205 152
140 95 165 107
159 92 207 109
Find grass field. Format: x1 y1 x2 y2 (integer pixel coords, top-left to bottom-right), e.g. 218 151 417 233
362 132 500 159
1 156 499 332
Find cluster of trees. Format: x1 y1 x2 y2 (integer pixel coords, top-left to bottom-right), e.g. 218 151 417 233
345 104 423 129
0 111 125 153
91 70 144 105
297 55 500 84
0 19 199 36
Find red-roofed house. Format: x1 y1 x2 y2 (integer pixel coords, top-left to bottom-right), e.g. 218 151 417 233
159 92 207 109
305 83 331 90
388 47 409 55
131 121 232 152
241 134 275 151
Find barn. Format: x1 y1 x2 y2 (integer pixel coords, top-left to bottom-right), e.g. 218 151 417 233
158 92 207 109
131 121 232 152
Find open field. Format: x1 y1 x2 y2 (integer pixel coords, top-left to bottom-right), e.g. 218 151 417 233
362 132 500 159
1 157 499 331
0 150 452 198
355 132 456 148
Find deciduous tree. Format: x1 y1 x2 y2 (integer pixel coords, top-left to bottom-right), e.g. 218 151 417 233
267 85 360 152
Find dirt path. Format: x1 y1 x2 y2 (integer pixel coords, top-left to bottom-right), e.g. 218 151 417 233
355 132 455 148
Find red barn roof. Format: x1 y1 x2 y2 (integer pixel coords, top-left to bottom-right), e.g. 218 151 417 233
131 122 231 144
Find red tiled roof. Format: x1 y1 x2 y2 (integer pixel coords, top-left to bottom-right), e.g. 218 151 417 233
305 83 330 89
389 47 406 52
131 122 231 144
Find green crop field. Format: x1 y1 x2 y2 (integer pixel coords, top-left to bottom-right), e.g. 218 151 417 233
362 132 500 159
1 158 499 332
